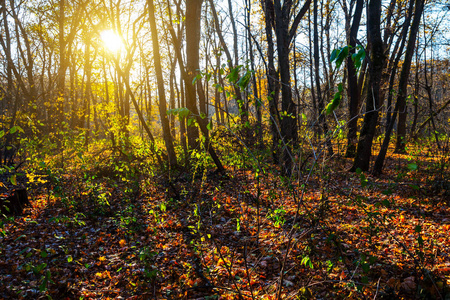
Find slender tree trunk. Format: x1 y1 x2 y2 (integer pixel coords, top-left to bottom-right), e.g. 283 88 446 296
394 0 424 154
185 0 202 151
385 0 414 134
84 41 92 146
313 0 332 156
148 0 177 167
373 0 424 174
345 0 363 157
261 0 281 163
169 56 177 139
246 0 263 148
308 9 318 137
178 75 188 160
57 0 66 132
351 0 385 172
1 0 13 117
168 26 225 172
410 49 420 135
274 1 298 174
208 0 250 140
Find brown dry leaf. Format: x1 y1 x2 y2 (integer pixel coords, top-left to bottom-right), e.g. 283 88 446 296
387 277 401 290
401 276 416 293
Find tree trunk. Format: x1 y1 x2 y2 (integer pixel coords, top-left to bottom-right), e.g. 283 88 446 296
373 0 424 174
57 0 66 131
393 0 424 154
208 0 250 140
83 40 92 146
147 0 177 168
246 0 263 148
185 0 202 150
345 0 363 157
351 0 385 172
168 26 225 172
261 0 281 163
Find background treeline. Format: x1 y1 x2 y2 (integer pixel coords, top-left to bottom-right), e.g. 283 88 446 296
0 0 449 174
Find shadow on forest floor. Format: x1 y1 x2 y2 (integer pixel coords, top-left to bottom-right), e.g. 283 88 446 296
0 148 449 299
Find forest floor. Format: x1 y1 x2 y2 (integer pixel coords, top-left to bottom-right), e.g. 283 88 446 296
0 147 449 299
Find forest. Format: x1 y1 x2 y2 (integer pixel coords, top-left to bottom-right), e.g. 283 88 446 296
0 0 449 299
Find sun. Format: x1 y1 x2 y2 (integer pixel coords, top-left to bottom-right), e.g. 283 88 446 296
100 30 124 53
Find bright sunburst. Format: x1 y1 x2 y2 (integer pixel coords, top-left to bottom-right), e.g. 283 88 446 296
100 30 124 53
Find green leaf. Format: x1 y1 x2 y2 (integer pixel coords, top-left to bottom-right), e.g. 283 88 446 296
40 250 48 258
207 121 212 131
407 163 418 171
192 73 202 85
352 46 366 69
330 48 339 62
10 175 17 186
326 84 343 115
67 255 73 263
237 69 253 89
335 46 349 69
167 107 191 121
301 113 307 121
0 130 4 139
301 256 314 269
227 65 242 83
359 173 368 188
14 235 26 242
326 260 333 272
10 125 24 134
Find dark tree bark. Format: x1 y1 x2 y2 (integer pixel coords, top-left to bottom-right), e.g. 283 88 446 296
246 0 263 148
147 0 177 168
373 0 424 175
261 0 281 163
168 26 225 172
393 0 424 154
185 0 202 150
351 0 385 172
345 0 363 157
313 0 332 156
384 0 414 134
271 0 312 174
